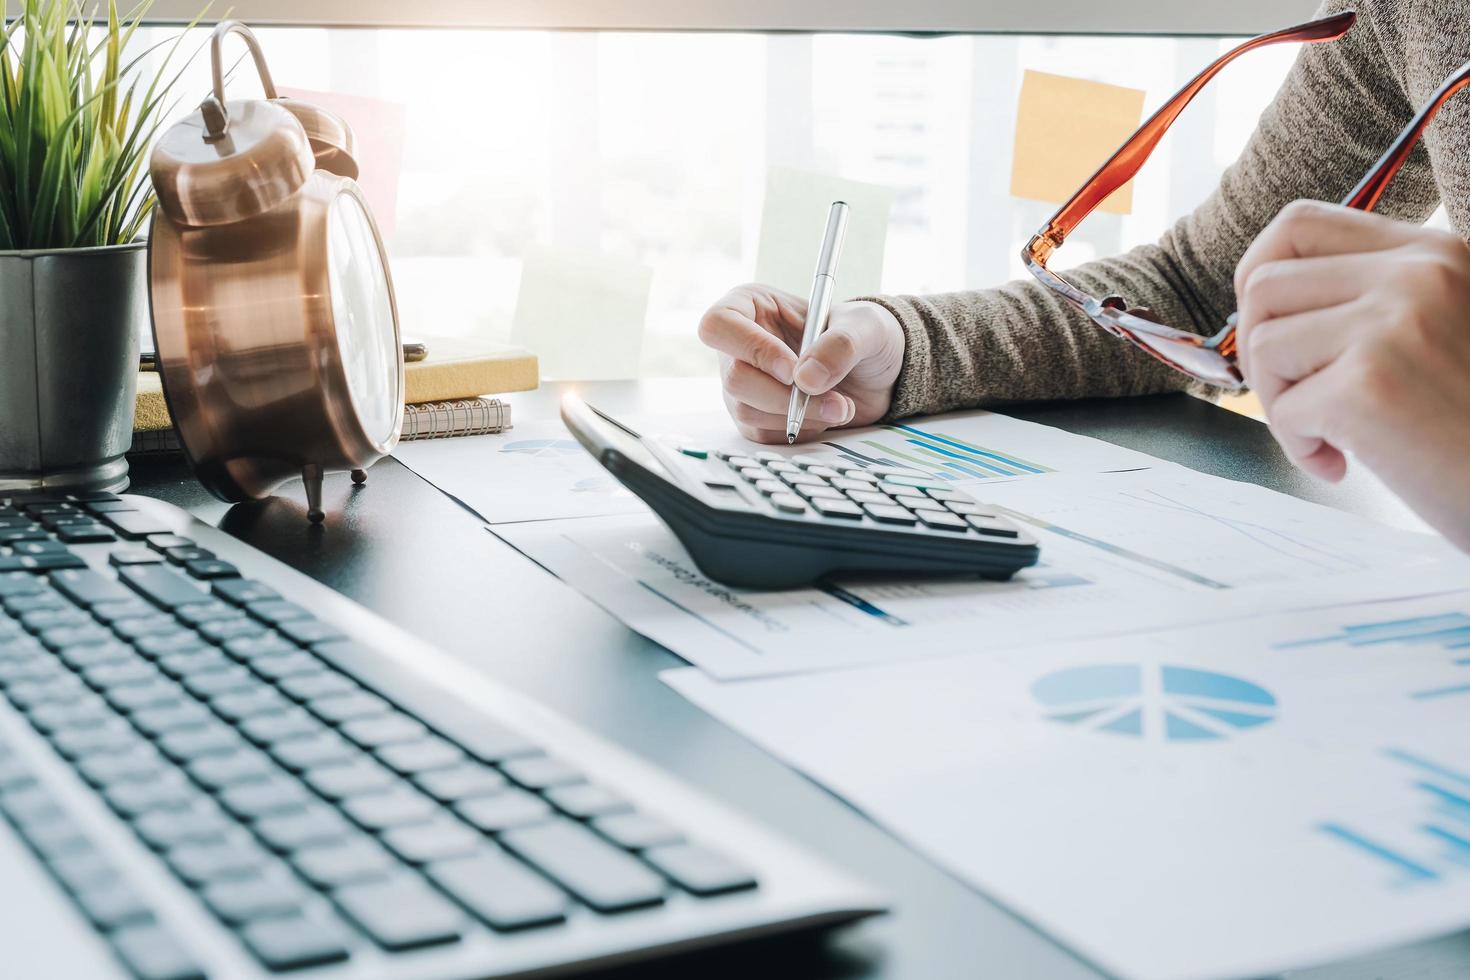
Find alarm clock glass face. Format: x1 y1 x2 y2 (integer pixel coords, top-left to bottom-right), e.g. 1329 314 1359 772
327 192 400 448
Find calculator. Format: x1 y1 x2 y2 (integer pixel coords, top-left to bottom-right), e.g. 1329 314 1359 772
560 396 1040 589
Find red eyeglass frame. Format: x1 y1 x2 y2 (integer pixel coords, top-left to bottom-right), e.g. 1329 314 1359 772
1024 10 1470 389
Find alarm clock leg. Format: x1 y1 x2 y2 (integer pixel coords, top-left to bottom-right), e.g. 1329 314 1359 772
303 463 326 524
350 469 367 485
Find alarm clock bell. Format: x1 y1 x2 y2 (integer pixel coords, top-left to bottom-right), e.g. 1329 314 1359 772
147 21 403 524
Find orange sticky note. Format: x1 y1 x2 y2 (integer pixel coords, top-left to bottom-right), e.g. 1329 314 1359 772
278 87 406 239
1009 70 1147 216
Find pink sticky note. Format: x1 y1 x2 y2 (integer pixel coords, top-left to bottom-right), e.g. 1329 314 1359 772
278 87 406 240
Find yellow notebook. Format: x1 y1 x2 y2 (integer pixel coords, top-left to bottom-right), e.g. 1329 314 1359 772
134 336 539 432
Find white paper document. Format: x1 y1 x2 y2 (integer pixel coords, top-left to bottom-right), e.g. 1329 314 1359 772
395 406 1161 525
665 589 1470 980
494 466 1455 679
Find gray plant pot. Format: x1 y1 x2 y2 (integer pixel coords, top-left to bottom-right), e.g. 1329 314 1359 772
0 242 145 494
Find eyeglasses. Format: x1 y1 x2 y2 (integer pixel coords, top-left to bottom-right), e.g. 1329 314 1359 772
1024 11 1470 389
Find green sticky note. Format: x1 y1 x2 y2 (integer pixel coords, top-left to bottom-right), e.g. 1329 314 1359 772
511 245 653 381
754 168 895 301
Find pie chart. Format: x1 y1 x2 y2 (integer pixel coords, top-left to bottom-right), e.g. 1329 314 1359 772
1032 663 1276 741
499 438 583 458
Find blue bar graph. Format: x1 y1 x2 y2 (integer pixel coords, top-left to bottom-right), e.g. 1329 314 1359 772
1279 613 1470 652
1319 823 1439 881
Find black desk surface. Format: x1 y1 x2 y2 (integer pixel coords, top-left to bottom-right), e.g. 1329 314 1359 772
127 379 1461 979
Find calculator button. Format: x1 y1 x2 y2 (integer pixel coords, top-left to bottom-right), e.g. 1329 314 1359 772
725 456 758 469
765 461 799 474
805 466 841 480
781 473 827 488
945 501 998 517
916 510 970 531
837 468 878 482
831 478 874 493
737 468 766 483
877 482 927 499
864 505 918 525
703 476 738 491
966 516 1022 538
754 452 785 462
810 499 864 520
847 490 895 506
794 485 843 501
769 494 808 514
868 466 928 480
753 480 786 497
926 488 975 503
678 447 708 459
904 497 948 513
714 450 742 461
789 455 826 469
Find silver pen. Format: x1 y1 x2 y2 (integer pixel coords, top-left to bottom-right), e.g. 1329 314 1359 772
785 200 851 444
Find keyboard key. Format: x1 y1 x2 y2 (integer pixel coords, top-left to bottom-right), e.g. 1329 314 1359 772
137 635 209 661
454 788 553 834
167 840 269 885
864 504 918 525
306 690 388 724
201 872 307 924
340 714 426 749
545 783 632 819
108 548 165 567
50 569 132 606
375 737 464 776
304 759 397 800
592 812 684 851
40 623 113 650
239 710 325 746
104 777 200 818
90 600 157 623
212 578 280 606
186 750 277 790
212 689 291 723
752 479 786 496
291 838 395 888
143 534 194 552
186 558 238 580
380 816 482 864
109 922 205 980
100 512 175 540
926 487 975 503
810 498 864 520
162 547 213 566
340 787 437 830
254 806 347 853
131 702 213 738
238 913 352 970
117 565 209 610
181 666 257 700
501 820 667 913
277 618 346 646
278 670 356 702
173 601 242 626
502 755 584 790
105 680 182 714
223 633 297 662
270 732 357 772
413 763 508 803
134 807 233 850
245 599 313 625
50 849 122 892
903 496 948 513
644 842 758 896
111 614 184 641
331 874 465 951
427 851 568 931
78 749 167 787
157 725 241 762
197 617 269 644
915 510 970 531
74 879 153 931
219 778 311 821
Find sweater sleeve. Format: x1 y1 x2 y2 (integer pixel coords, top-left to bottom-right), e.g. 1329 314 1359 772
878 0 1442 419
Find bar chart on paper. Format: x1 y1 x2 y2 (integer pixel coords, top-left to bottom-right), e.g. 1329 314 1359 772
1320 748 1470 885
822 423 1054 481
1278 611 1470 701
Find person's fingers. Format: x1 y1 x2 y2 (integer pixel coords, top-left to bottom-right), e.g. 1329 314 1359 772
793 314 888 396
722 390 854 432
1235 201 1424 303
1236 252 1378 341
723 359 794 414
1266 358 1354 481
699 305 798 384
1242 300 1362 414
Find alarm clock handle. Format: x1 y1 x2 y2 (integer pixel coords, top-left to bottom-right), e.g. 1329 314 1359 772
201 20 280 139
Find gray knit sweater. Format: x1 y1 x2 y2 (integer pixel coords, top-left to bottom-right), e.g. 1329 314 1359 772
873 0 1468 418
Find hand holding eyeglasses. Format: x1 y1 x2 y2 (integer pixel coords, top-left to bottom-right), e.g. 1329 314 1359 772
1234 201 1470 550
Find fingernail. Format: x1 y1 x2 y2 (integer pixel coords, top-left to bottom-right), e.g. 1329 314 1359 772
772 358 795 385
819 394 850 424
795 360 830 391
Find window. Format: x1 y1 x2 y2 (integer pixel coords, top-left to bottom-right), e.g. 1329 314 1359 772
130 25 1301 377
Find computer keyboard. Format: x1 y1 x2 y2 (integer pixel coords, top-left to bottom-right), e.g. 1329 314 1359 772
0 491 881 979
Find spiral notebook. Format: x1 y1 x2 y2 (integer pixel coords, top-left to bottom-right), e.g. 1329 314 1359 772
129 397 511 457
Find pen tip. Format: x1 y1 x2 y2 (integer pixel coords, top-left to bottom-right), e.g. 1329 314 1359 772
786 434 797 445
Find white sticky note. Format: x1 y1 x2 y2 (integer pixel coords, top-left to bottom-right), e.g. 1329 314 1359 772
511 245 652 381
755 168 894 301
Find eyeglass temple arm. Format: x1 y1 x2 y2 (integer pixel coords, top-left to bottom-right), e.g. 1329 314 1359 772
1031 10 1357 259
1343 59 1470 211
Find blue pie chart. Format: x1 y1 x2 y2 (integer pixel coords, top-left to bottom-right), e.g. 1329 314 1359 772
1032 664 1276 741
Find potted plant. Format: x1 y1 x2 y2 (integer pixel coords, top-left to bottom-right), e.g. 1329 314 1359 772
0 0 194 492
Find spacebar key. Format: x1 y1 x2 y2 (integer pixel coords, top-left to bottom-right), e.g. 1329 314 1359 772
501 820 666 913
118 565 209 610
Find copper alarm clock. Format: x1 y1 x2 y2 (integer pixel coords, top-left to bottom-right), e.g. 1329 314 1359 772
148 21 402 524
